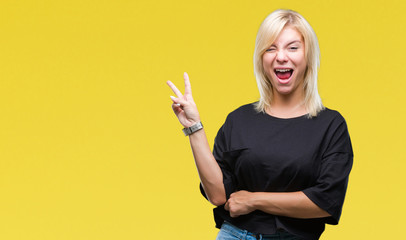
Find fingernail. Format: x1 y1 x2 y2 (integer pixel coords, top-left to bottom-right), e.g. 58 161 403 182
175 103 181 107
170 96 176 100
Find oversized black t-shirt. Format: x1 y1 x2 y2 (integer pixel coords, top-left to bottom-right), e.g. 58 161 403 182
200 103 353 240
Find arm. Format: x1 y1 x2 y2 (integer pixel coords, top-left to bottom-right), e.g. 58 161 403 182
225 116 353 221
167 73 226 206
189 129 226 206
224 190 330 218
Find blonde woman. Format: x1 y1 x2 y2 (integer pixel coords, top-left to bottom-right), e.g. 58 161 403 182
167 9 353 240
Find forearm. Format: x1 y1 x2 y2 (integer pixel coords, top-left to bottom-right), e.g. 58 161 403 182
166 74 226 206
250 191 330 219
189 129 226 206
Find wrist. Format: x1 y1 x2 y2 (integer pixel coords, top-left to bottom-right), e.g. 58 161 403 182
248 192 261 210
185 119 200 128
182 121 203 136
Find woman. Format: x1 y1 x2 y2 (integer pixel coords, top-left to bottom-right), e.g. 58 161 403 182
167 9 353 240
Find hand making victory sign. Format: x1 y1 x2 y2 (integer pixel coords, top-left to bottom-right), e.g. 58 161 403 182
166 72 201 128
166 72 227 207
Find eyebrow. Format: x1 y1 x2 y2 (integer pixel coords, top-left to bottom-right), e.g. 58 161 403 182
270 40 302 48
286 40 302 45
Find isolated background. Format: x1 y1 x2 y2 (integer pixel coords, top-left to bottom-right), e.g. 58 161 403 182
1 0 405 239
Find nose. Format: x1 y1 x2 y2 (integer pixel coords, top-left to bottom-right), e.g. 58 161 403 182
276 50 288 63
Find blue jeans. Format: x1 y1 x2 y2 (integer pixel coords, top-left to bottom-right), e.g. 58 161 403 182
216 222 303 240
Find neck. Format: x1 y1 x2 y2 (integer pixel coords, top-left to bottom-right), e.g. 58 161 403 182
266 90 307 118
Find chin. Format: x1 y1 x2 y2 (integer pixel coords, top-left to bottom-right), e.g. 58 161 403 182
273 85 294 94
276 89 294 95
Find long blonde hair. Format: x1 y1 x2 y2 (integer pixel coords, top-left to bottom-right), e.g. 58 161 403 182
253 9 324 117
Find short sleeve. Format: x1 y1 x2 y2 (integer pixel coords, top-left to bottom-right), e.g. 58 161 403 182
302 117 354 225
200 115 239 200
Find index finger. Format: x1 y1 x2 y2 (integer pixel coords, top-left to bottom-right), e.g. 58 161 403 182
183 72 192 95
166 80 183 98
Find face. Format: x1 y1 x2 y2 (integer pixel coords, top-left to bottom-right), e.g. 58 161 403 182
262 26 307 98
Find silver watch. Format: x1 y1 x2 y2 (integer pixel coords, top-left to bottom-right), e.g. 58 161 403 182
182 122 203 136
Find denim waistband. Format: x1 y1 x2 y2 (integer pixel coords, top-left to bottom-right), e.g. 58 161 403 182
220 221 298 240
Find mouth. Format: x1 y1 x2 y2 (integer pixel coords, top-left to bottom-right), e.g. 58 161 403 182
274 68 294 81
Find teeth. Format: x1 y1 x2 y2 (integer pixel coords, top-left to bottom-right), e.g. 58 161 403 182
275 69 292 72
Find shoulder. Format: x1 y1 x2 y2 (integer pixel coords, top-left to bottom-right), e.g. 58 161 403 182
317 108 352 145
227 102 259 119
316 107 347 125
318 108 353 156
219 102 259 132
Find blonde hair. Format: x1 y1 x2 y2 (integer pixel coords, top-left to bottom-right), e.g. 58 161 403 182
253 9 324 117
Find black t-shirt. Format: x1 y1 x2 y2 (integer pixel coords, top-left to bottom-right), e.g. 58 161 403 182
200 103 353 240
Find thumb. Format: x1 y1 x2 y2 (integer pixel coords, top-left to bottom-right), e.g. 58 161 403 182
224 201 229 211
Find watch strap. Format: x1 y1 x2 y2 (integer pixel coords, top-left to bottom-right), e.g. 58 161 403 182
182 122 203 136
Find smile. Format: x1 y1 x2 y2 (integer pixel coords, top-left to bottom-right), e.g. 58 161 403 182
274 68 293 80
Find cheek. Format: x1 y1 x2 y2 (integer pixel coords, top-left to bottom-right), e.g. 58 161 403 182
262 54 275 68
291 52 306 66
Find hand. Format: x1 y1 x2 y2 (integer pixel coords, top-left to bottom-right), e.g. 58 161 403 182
224 190 256 218
167 72 201 128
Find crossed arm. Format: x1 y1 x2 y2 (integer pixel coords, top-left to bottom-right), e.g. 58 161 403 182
225 190 330 218
167 73 331 219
